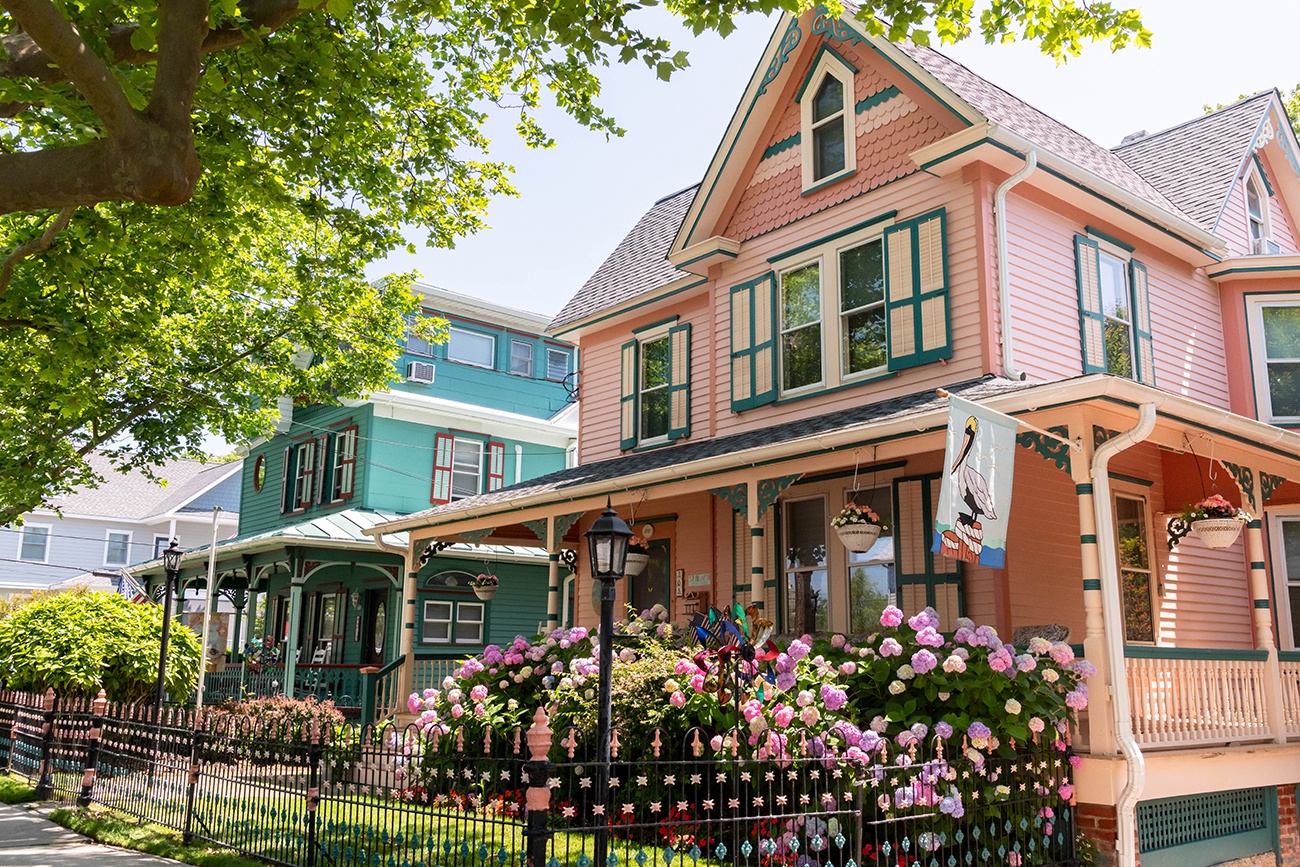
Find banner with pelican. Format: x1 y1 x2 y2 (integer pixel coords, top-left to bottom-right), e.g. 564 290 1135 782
933 395 1018 568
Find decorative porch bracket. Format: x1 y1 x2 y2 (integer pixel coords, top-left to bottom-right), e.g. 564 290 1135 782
559 549 578 571
1016 426 1072 476
459 527 495 545
416 540 455 568
1220 460 1257 513
709 474 803 523
1092 426 1120 449
707 484 748 517
522 511 585 544
1166 517 1192 551
1262 471 1287 506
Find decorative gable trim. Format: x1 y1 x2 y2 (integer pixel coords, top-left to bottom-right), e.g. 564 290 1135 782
794 43 858 103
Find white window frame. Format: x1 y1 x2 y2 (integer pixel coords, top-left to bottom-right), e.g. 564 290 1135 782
799 51 857 191
104 529 133 567
422 600 453 644
1113 490 1159 646
546 347 570 382
1246 296 1300 424
510 339 534 377
153 535 170 559
454 601 485 644
450 437 484 501
405 313 433 357
1269 507 1300 649
447 327 496 369
778 258 826 396
18 523 51 563
331 426 358 502
1094 238 1136 379
291 440 315 511
637 328 673 446
838 237 888 381
1245 166 1271 252
782 493 830 635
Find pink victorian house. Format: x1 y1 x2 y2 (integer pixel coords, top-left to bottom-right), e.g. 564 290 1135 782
373 9 1300 867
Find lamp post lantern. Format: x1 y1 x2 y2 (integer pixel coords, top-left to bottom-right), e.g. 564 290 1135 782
585 498 632 867
155 539 183 713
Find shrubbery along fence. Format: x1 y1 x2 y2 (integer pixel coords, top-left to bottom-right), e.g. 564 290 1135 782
0 688 1079 867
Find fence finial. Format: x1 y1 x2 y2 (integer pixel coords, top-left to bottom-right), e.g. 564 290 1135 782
42 688 55 712
92 690 107 716
526 706 553 762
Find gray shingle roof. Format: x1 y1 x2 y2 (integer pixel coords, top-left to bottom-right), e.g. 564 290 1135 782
893 42 1190 221
388 375 1044 526
548 185 698 332
43 455 241 520
1113 92 1272 232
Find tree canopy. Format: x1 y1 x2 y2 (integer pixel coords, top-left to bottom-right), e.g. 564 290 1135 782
0 0 1148 522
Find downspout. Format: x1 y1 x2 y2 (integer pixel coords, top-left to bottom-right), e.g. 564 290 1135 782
1090 402 1156 867
994 149 1038 381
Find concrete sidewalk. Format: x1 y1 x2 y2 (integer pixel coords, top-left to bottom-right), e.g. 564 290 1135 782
0 802 182 866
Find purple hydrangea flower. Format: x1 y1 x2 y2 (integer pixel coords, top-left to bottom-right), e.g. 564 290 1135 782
820 684 848 711
935 721 954 739
967 721 991 740
911 649 938 675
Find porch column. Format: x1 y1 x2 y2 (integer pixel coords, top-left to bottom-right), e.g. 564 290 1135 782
1073 447 1116 755
395 549 420 708
229 589 247 663
284 574 304 699
746 482 765 611
1246 516 1287 743
547 516 561 628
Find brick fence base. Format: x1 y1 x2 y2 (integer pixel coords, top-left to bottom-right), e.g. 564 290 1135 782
1077 802 1128 867
1282 784 1300 867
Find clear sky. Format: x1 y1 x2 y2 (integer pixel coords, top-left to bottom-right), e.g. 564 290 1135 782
365 0 1300 322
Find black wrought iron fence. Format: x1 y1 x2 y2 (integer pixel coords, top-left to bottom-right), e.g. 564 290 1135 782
0 692 1079 867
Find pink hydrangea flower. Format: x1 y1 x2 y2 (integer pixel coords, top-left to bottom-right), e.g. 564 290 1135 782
800 705 820 726
879 638 903 658
911 649 937 675
795 690 814 708
451 704 464 719
838 661 857 675
774 706 795 728
820 684 848 711
987 647 1015 673
775 672 796 692
908 608 939 632
474 703 486 717
830 634 846 649
469 685 488 702
1073 659 1098 678
1049 643 1075 666
669 691 686 709
688 673 706 693
915 626 945 648
787 640 811 661
1065 689 1088 710
1016 654 1037 673
880 606 904 628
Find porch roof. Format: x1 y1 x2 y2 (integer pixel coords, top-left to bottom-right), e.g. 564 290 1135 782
369 374 1300 540
130 508 548 576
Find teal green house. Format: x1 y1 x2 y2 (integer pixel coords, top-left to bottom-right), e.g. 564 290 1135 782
133 284 577 719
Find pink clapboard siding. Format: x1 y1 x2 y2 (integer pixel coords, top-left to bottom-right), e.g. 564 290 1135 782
1218 158 1299 257
723 37 961 242
1002 190 1230 410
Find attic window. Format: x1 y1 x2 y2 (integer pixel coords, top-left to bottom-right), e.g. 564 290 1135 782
1246 169 1273 254
799 49 857 192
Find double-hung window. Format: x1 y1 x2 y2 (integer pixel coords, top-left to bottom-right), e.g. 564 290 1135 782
448 327 495 368
422 600 486 644
451 438 483 500
1270 512 1300 648
732 211 948 410
291 440 315 510
19 525 50 562
331 426 358 501
783 496 829 634
510 339 534 376
105 530 132 567
1114 493 1157 644
153 535 170 559
1075 233 1155 385
799 49 856 190
1246 297 1300 423
405 314 433 356
619 323 692 449
1246 168 1274 253
431 434 505 502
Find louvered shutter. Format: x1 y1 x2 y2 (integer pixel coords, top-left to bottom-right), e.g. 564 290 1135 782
314 434 330 505
297 442 315 509
487 441 506 491
729 274 777 411
1129 259 1155 386
620 340 638 450
279 446 293 514
894 475 963 631
431 433 454 504
668 323 691 440
883 209 951 370
1075 235 1107 374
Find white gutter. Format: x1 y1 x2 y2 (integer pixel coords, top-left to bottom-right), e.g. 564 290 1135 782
1090 402 1158 867
994 149 1037 381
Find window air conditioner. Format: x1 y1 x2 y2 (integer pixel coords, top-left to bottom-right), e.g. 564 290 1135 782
406 361 436 384
1253 237 1283 255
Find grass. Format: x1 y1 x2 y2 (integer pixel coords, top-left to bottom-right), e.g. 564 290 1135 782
49 805 268 867
0 773 40 804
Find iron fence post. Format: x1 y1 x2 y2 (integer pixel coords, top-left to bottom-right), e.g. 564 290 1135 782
0 695 14 775
77 690 108 807
33 688 55 799
305 719 322 867
523 706 555 867
182 709 205 843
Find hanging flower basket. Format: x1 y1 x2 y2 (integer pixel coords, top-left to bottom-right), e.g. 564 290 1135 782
625 552 650 577
470 574 499 601
835 523 883 553
1191 518 1245 549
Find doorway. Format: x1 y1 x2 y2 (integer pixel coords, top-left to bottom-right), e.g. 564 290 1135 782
362 588 388 665
630 539 671 615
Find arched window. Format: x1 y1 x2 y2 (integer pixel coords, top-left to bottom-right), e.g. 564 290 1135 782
425 570 477 588
799 48 857 191
811 75 846 180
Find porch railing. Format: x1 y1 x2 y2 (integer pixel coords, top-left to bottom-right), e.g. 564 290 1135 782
411 656 464 694
1124 646 1272 748
198 664 366 710
1280 650 1300 738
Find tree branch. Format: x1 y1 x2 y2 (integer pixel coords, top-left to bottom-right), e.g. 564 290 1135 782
0 206 74 294
0 0 137 137
148 0 209 131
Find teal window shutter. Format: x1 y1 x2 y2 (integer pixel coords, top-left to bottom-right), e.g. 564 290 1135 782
279 445 293 514
1129 259 1155 386
620 340 638 450
883 209 951 371
668 323 692 441
1075 235 1107 374
729 274 778 411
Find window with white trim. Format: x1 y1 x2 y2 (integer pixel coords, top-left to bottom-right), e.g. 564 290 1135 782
291 440 315 510
510 339 534 376
331 426 358 501
421 599 485 644
1247 297 1300 423
1098 249 1134 378
799 50 856 190
780 261 823 393
19 524 50 562
639 334 671 442
1114 493 1157 644
618 323 691 449
1074 233 1155 385
450 438 484 500
405 314 433 356
105 530 132 567
1246 169 1271 253
1270 512 1300 649
839 239 886 377
783 496 829 634
447 327 495 368
546 347 570 382
153 535 170 559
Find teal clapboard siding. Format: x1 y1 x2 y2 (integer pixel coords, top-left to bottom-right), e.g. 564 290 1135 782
1137 788 1277 867
413 557 551 653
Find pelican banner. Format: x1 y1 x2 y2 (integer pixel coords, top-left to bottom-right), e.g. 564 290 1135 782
933 394 1018 568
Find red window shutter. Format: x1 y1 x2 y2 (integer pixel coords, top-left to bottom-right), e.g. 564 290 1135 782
488 441 506 491
338 426 357 499
298 441 316 509
431 433 454 504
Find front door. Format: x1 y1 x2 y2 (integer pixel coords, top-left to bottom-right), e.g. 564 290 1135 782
630 539 671 615
362 588 388 665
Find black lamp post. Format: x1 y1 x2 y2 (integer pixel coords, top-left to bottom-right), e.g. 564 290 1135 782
155 539 183 713
585 498 632 867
